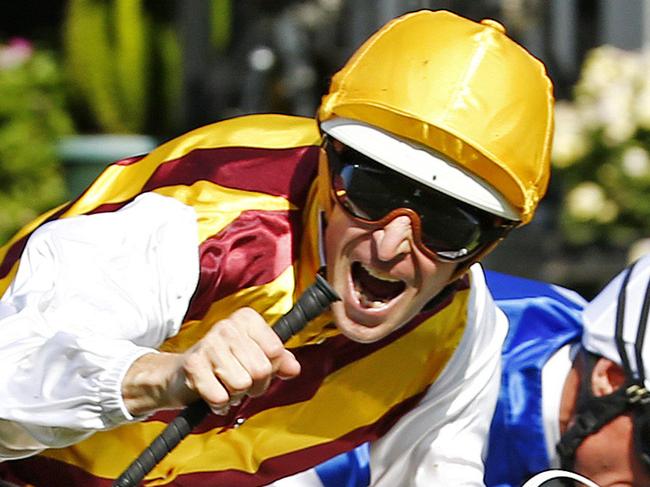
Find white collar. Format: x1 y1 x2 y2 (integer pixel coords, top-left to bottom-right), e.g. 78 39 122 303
541 342 575 466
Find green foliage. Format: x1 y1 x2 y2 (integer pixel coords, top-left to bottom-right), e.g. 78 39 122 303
62 0 181 135
115 0 149 130
154 23 182 133
0 40 74 246
211 0 232 52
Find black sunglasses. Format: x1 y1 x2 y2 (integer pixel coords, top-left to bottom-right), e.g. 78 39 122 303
324 136 517 263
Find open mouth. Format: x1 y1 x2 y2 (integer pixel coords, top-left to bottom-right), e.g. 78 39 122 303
351 261 406 308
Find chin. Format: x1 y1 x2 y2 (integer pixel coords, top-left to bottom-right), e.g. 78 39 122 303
338 322 388 343
331 302 401 343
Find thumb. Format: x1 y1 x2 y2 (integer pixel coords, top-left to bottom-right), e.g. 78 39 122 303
275 349 301 380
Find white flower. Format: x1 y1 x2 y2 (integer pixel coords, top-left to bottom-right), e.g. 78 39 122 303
634 83 650 129
556 45 650 244
578 46 621 96
628 238 650 263
573 46 643 142
618 50 645 82
595 200 619 224
621 146 650 177
566 182 615 221
552 102 590 167
577 46 637 99
575 100 600 131
596 80 637 144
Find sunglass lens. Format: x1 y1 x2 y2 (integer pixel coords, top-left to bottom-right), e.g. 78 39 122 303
327 138 509 261
419 201 483 253
335 164 393 221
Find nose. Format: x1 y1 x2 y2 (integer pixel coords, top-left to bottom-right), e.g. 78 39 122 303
372 215 414 261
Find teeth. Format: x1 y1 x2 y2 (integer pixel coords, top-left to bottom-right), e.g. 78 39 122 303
355 288 387 308
362 263 400 282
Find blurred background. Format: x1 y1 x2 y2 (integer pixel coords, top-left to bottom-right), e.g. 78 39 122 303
1 0 650 298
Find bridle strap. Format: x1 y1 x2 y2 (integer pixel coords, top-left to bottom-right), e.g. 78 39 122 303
557 260 648 469
556 377 639 465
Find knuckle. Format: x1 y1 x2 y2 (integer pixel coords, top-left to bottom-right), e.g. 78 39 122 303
233 307 266 328
222 324 240 340
265 341 285 358
206 389 230 407
249 361 273 381
183 353 203 376
229 375 253 393
212 320 238 339
234 307 258 319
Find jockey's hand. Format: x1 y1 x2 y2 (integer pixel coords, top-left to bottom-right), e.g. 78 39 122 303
122 307 301 416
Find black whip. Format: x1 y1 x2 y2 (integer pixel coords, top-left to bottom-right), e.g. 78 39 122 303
113 274 339 486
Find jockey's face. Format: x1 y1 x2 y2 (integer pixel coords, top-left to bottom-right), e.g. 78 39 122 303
323 200 456 343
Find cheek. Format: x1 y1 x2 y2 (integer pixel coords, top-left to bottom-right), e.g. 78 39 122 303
417 255 456 293
574 415 636 482
324 206 361 261
324 211 346 264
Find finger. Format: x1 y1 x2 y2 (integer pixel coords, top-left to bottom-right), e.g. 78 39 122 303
232 308 303 391
229 350 272 397
211 318 274 397
227 340 299 394
182 347 231 410
274 348 301 380
237 309 286 359
199 308 301 400
205 321 258 395
210 404 230 416
229 392 245 407
183 344 251 412
231 308 302 384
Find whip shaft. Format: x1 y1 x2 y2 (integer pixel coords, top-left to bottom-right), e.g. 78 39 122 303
113 275 339 486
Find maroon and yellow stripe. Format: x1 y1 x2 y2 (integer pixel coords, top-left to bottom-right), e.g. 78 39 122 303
0 114 321 290
2 278 468 486
0 114 470 486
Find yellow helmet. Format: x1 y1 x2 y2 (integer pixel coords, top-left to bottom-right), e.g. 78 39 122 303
318 10 554 224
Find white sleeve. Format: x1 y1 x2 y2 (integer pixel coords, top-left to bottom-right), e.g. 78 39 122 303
0 193 200 460
368 264 507 486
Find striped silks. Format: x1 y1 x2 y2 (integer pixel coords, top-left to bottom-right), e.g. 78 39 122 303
0 114 469 486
